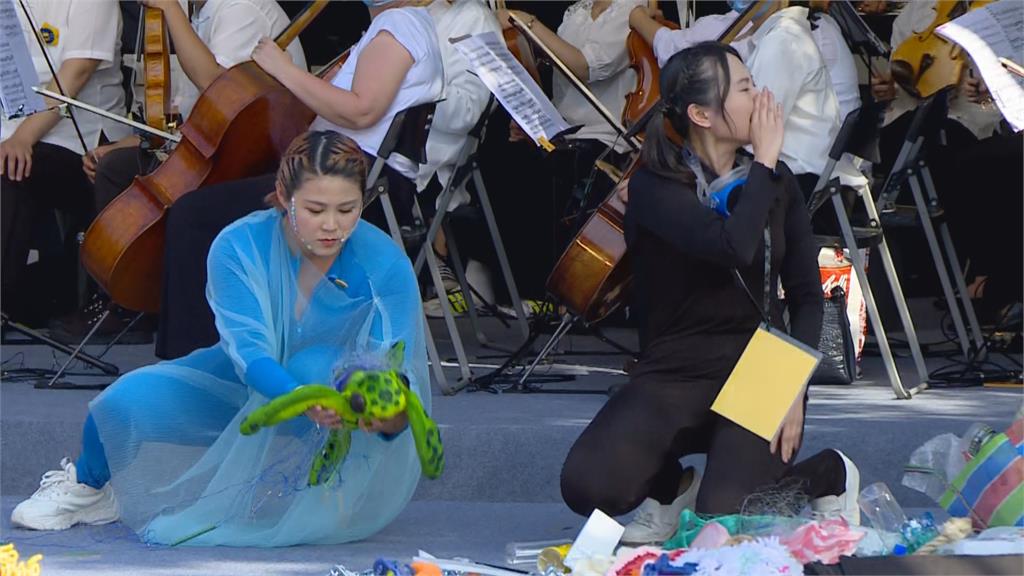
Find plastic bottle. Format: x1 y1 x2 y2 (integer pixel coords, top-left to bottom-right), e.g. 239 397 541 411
504 540 572 568
960 423 997 461
858 482 908 532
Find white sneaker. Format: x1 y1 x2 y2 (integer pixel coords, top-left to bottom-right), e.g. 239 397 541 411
811 449 860 526
621 467 702 545
11 458 119 531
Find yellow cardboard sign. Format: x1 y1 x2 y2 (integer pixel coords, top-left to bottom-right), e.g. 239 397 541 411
711 326 821 442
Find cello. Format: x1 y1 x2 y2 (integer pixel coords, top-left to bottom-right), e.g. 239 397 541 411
80 1 329 313
890 0 992 99
546 0 786 323
140 5 172 146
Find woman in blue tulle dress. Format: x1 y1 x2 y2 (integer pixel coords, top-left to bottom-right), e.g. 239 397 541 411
11 131 430 546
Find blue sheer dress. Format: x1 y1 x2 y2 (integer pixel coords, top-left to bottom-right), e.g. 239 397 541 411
87 209 429 546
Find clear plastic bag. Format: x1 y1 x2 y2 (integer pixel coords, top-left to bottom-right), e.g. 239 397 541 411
901 433 967 502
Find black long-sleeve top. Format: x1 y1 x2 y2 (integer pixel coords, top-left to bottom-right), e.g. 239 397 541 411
624 160 823 383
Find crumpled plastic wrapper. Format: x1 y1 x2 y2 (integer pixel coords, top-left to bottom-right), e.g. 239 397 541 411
779 519 865 565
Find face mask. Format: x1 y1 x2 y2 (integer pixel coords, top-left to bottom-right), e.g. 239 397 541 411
728 0 754 12
362 0 396 6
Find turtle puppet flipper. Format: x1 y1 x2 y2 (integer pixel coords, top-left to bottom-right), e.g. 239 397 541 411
402 386 444 479
239 384 345 435
309 428 352 486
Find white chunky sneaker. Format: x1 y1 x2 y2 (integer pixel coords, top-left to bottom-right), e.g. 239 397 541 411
621 467 702 545
811 449 861 526
11 458 119 531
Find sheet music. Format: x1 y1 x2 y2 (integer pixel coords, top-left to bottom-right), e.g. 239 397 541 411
451 31 571 150
936 0 1024 132
0 0 44 120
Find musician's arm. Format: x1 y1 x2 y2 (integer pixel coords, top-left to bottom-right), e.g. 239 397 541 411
628 6 663 48
496 10 591 82
260 32 413 131
0 58 100 180
6 59 101 147
146 0 225 92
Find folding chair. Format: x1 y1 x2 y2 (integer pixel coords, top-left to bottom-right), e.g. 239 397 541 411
363 101 472 395
410 97 530 354
807 105 929 399
875 91 986 361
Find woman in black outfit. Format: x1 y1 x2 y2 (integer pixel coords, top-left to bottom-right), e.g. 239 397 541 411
560 42 859 545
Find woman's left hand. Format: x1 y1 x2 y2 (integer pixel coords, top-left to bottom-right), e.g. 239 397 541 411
251 37 292 78
770 399 804 464
359 411 409 436
496 9 531 31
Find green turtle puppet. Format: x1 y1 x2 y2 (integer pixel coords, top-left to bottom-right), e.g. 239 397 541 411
239 342 443 486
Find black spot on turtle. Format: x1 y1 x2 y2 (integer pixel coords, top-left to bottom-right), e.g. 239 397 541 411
349 393 366 414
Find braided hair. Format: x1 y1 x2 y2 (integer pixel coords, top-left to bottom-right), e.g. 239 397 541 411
641 41 742 184
266 130 369 210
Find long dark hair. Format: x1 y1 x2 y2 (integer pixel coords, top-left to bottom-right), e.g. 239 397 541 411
266 130 369 210
641 42 742 184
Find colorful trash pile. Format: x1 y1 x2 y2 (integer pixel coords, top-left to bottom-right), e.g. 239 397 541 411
326 417 1023 576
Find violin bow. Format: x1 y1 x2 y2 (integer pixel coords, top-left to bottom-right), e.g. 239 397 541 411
16 0 88 154
507 11 641 153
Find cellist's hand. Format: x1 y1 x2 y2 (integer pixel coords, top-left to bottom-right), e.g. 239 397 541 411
251 37 293 79
615 177 631 205
870 72 896 102
83 143 115 183
509 119 529 142
496 9 533 31
138 0 184 12
963 71 991 104
856 1 889 15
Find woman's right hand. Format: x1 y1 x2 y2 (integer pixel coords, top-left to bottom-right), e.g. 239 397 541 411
750 88 783 170
306 405 342 429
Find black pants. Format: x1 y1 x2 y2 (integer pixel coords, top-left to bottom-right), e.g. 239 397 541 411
154 158 417 360
93 145 161 213
481 135 630 300
154 173 273 359
561 373 846 517
1 142 92 323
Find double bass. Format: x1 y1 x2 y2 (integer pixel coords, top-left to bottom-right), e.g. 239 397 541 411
546 0 788 323
81 1 329 313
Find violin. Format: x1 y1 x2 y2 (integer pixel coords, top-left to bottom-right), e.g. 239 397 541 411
141 6 172 146
80 1 329 313
622 1 679 130
890 0 992 98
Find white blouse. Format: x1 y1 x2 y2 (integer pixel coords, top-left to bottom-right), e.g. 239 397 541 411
552 0 645 152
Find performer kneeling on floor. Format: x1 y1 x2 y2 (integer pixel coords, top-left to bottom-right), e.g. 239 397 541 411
560 42 860 546
12 131 431 547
